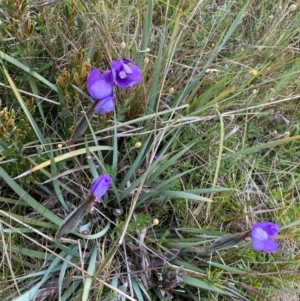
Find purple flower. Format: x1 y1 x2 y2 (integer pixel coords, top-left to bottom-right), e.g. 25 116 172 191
111 58 142 88
251 222 279 252
90 174 111 202
87 68 114 113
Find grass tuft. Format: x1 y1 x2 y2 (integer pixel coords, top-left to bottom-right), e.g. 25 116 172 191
0 0 300 300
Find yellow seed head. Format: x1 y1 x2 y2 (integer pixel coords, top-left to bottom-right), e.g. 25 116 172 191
153 219 159 225
135 142 142 148
267 15 274 20
229 115 235 121
83 59 92 72
74 72 81 86
6 119 14 127
120 42 126 49
81 66 87 79
144 57 149 64
289 4 297 11
252 89 257 94
57 143 63 149
284 132 290 138
58 76 66 88
25 17 32 33
61 68 70 84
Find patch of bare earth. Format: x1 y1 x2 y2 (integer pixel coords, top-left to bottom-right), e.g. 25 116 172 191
272 292 298 301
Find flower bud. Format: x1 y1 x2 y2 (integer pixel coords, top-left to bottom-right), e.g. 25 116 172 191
135 142 142 148
153 219 159 225
169 87 175 94
90 174 111 202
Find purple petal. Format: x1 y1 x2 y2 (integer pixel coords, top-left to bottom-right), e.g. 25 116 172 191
125 64 142 83
102 70 113 82
123 63 133 74
95 96 114 114
251 228 269 251
264 239 278 252
251 227 268 242
252 238 268 251
122 58 133 64
263 223 280 238
87 70 113 100
90 174 111 201
252 222 279 238
87 68 101 91
110 60 123 72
